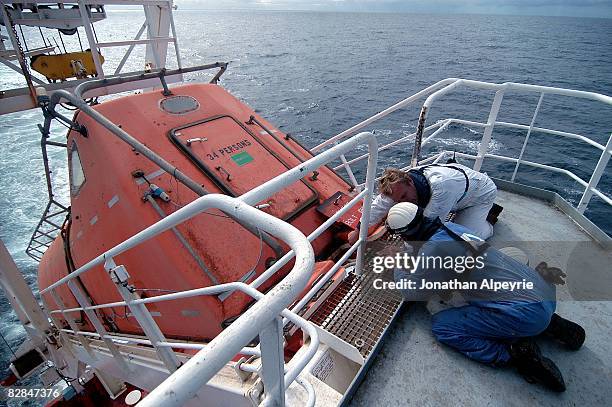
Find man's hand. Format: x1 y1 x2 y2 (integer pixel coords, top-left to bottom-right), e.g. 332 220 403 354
535 262 567 285
348 224 387 245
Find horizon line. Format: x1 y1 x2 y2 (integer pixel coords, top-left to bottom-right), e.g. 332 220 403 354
107 7 612 20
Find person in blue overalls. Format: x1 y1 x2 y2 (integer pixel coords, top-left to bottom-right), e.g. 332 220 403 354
385 202 585 392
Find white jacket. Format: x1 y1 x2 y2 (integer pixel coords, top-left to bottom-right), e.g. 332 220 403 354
368 164 497 226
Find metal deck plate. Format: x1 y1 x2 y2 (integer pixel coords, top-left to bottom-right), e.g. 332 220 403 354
309 237 404 358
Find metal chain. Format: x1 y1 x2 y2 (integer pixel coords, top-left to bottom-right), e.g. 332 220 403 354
7 9 28 70
4 5 36 95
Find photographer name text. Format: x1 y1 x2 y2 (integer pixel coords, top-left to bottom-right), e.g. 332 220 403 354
374 278 534 292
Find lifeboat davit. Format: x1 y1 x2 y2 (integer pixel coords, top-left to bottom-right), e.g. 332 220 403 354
38 83 358 342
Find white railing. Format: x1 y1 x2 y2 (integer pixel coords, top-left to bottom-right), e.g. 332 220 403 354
41 131 379 406
317 78 612 217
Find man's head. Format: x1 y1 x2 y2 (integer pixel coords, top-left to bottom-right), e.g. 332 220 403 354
379 168 418 203
386 202 424 239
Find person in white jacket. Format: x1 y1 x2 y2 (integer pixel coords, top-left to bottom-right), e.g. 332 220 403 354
357 164 500 240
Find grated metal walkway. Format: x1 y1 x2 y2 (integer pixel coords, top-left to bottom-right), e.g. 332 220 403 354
308 237 404 358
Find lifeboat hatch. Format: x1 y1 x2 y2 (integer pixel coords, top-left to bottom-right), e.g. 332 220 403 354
169 115 318 220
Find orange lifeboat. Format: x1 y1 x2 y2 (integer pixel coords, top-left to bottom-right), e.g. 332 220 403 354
38 83 359 341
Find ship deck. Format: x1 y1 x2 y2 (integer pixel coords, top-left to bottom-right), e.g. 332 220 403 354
349 186 612 406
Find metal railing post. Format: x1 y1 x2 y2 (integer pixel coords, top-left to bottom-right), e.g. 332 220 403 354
136 194 315 407
143 4 163 69
259 317 286 407
355 138 379 275
340 153 360 191
66 280 131 374
411 105 429 167
167 1 183 70
577 134 612 213
41 296 79 358
49 289 98 360
474 89 505 171
77 0 104 77
512 93 544 181
104 258 181 372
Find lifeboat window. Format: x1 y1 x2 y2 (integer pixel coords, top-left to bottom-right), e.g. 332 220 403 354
69 143 86 195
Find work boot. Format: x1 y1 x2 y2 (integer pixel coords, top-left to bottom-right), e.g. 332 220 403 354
543 313 586 351
508 338 566 392
486 203 504 225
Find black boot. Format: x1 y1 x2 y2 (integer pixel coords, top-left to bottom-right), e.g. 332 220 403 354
508 338 566 392
543 313 586 351
486 203 504 225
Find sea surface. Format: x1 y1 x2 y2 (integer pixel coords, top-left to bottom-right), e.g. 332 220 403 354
0 10 611 400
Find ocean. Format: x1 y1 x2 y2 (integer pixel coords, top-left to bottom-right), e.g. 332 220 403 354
0 10 611 399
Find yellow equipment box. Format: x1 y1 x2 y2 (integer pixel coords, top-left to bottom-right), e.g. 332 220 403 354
30 50 104 81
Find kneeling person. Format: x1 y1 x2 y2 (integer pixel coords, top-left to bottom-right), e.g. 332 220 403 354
373 164 499 240
385 202 585 392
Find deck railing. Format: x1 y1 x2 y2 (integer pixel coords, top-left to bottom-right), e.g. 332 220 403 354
315 78 612 220
41 131 379 406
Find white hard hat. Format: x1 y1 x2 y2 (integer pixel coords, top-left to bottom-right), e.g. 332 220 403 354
387 202 420 232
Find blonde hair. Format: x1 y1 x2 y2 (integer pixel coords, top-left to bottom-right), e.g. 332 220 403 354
378 168 412 195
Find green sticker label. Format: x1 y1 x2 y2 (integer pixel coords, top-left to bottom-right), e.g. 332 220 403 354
231 151 254 166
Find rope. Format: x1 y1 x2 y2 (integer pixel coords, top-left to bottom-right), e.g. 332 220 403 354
52 37 60 55
57 29 67 53
76 27 83 52
18 24 28 52
38 27 48 47
0 329 16 358
250 227 264 280
91 21 100 44
172 168 181 206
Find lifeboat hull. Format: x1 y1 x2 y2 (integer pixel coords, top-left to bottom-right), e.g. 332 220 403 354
38 83 355 341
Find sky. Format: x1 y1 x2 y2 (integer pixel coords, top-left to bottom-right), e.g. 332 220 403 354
176 0 612 18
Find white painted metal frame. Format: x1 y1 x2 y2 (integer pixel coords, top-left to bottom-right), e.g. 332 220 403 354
317 79 611 217
0 0 181 76
0 0 183 113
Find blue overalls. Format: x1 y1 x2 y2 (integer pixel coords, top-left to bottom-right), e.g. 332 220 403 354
394 222 556 365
